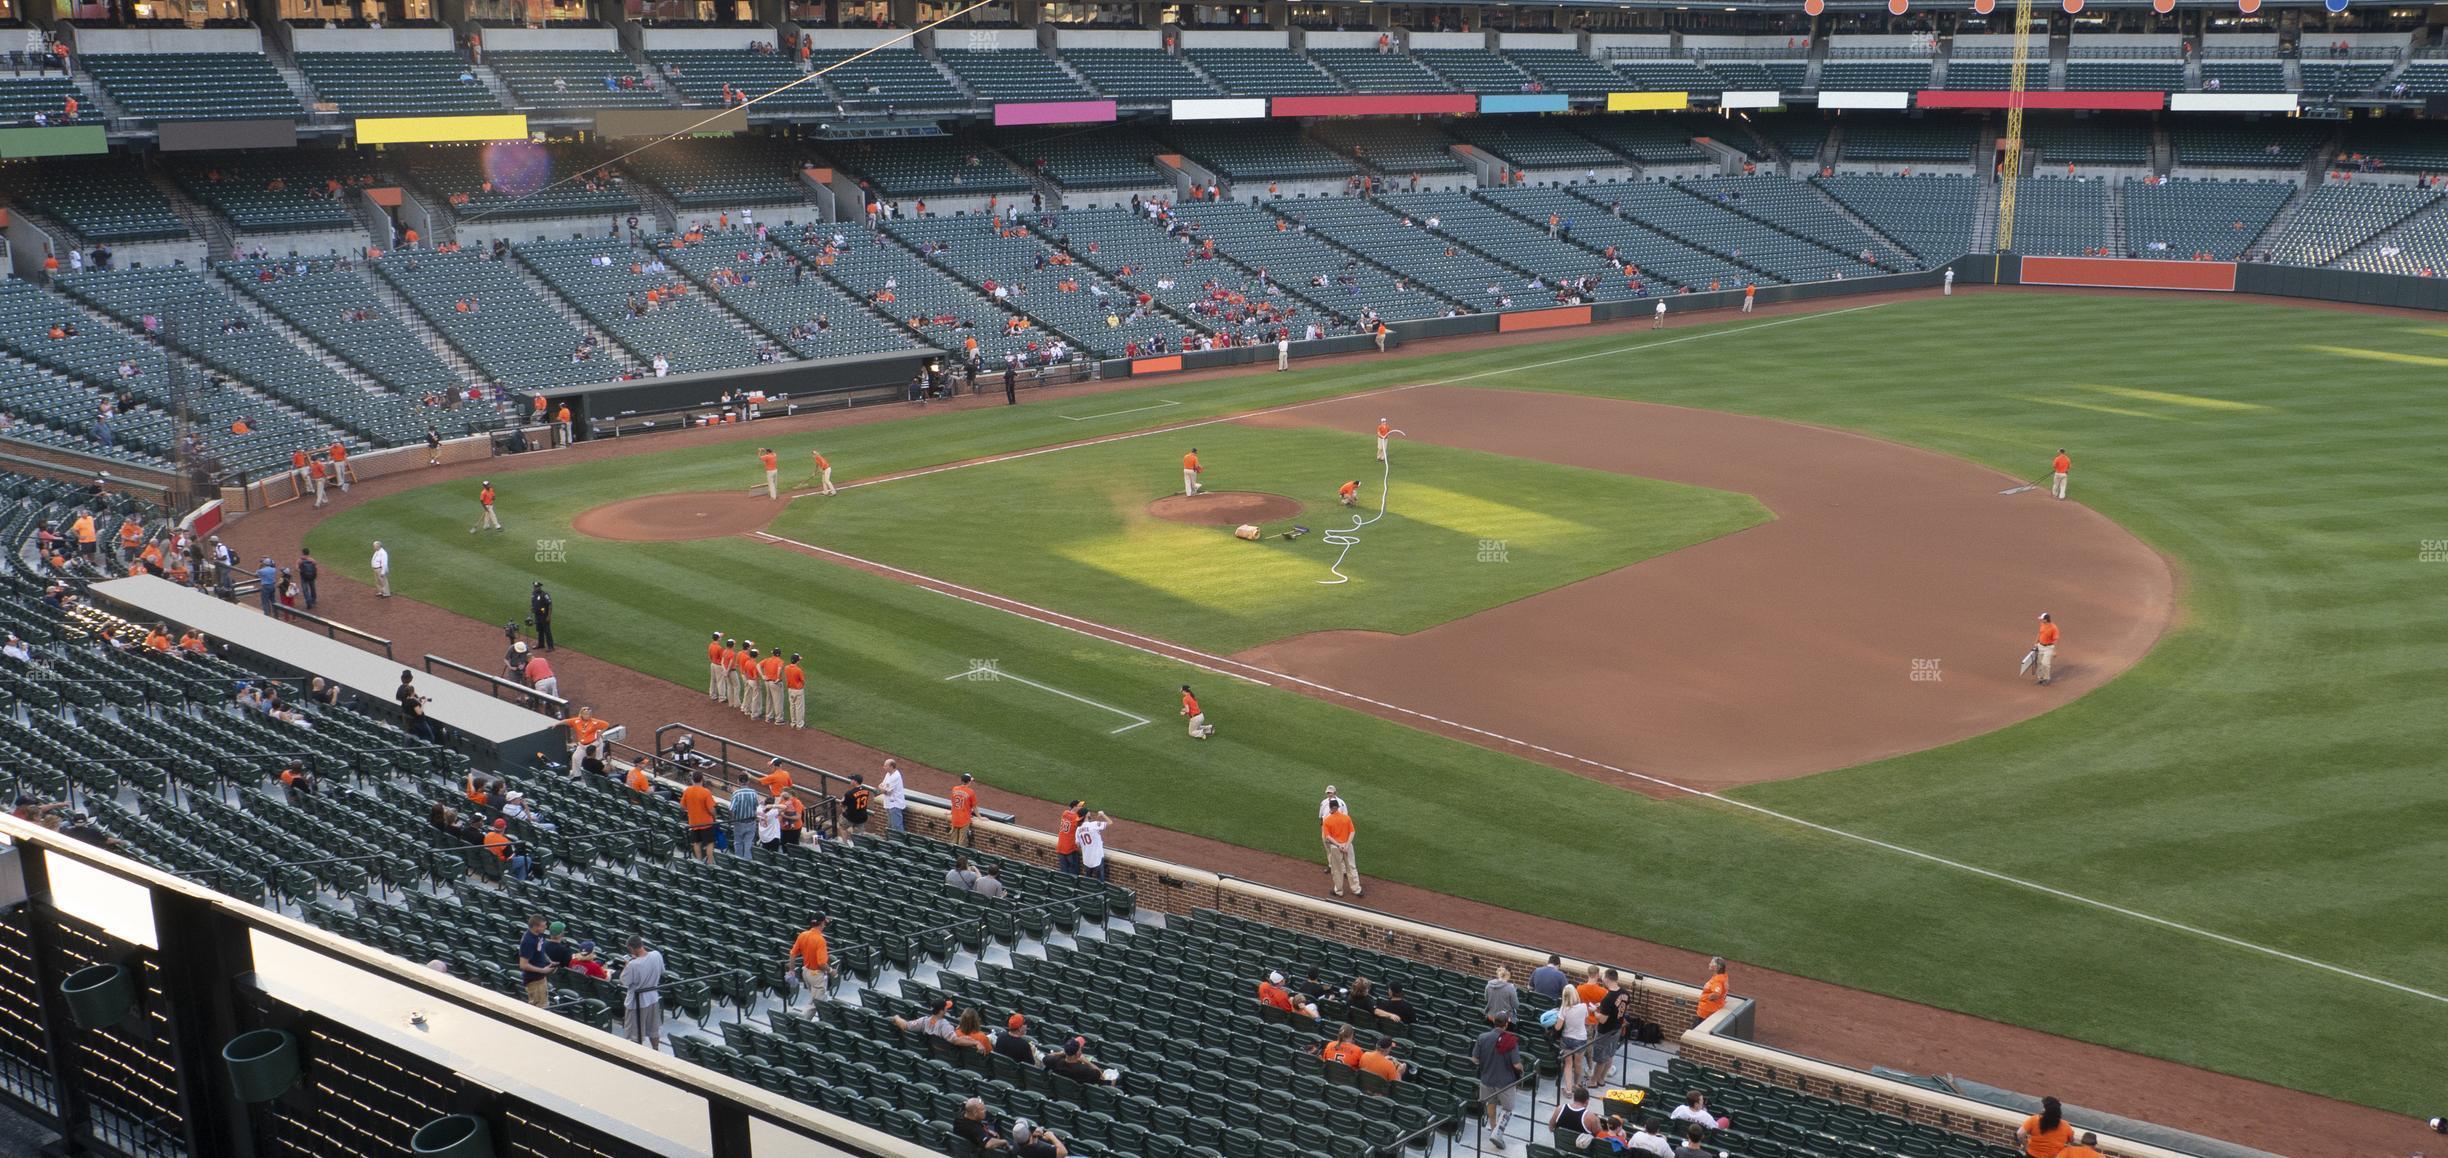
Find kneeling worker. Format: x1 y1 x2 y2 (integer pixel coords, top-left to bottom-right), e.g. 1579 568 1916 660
1338 479 1360 507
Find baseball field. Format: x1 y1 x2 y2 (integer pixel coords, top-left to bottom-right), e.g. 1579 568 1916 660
309 291 2448 1118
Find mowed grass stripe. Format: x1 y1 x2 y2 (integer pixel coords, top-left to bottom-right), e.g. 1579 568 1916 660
312 294 2448 1114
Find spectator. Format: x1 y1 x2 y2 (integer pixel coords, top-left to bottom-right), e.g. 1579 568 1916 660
1590 968 1633 1086
1695 957 1729 1025
1555 980 1595 1091
947 772 979 846
396 671 434 742
1378 982 1416 1026
1054 801 1083 874
994 1013 1040 1065
1257 971 1312 1017
619 937 664 1048
566 940 609 980
1346 976 1378 1019
10 795 68 830
838 774 872 841
2061 1134 2105 1158
947 855 980 891
728 780 761 860
1485 965 1519 1026
972 864 1007 899
1471 1015 1525 1139
502 790 553 832
1042 1036 1111 1085
893 999 959 1041
1530 953 1570 1000
483 819 531 882
1075 810 1112 883
2018 1096 2073 1158
1671 1091 1725 1133
1319 1023 1364 1066
787 912 832 1009
1673 1125 1713 1158
517 914 556 1006
952 1097 1009 1151
1551 1087 1602 1149
952 1008 994 1053
1008 1121 1068 1158
1357 1035 1406 1083
680 771 719 862
756 796 784 852
1627 1117 1676 1158
879 757 907 832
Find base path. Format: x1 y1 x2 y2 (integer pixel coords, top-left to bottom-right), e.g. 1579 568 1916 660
573 491 782 541
1147 491 1304 526
1234 387 2179 789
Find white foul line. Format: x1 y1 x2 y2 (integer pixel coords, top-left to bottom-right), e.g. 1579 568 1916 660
786 303 1895 499
1060 399 1181 422
943 665 1151 734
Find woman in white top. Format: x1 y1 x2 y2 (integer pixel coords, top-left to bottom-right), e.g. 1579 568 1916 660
1555 992 1594 1093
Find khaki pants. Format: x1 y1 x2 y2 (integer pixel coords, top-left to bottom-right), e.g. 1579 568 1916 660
1376 436 1387 462
2052 471 2068 500
765 469 779 499
730 670 748 707
1183 469 1200 497
819 468 835 496
1186 712 1211 738
950 823 973 847
478 504 500 530
375 568 390 596
800 967 830 1007
1742 295 1754 312
2035 643 2055 682
1326 840 1360 895
1277 347 1289 370
764 680 784 721
312 477 327 506
524 978 548 1007
710 662 726 699
333 463 350 491
788 687 805 728
740 680 759 714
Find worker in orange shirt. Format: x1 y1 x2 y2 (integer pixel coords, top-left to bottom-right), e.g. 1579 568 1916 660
811 449 835 496
290 446 310 486
1695 957 1729 1025
759 447 780 499
1180 684 1214 739
1375 418 1392 462
326 441 349 491
947 772 978 847
1338 479 1360 508
725 637 749 708
2049 447 2071 501
786 912 832 1012
1182 447 1202 497
307 455 330 507
554 404 572 443
1322 797 1359 897
473 480 501 533
680 771 719 861
737 645 764 718
782 652 807 728
561 707 610 771
2031 613 2060 686
1742 282 1757 313
759 647 785 722
706 631 728 702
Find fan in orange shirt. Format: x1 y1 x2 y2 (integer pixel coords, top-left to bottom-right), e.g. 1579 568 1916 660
1319 1025 1365 1067
946 772 978 847
625 762 654 793
757 758 793 798
679 772 719 862
1357 1037 1406 1083
1181 448 1202 497
1695 957 1729 1025
2017 1097 2075 1158
2058 1133 2105 1158
786 912 832 1012
1257 971 1302 1014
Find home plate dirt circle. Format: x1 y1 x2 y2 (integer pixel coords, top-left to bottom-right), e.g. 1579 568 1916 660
573 491 779 541
1147 491 1305 526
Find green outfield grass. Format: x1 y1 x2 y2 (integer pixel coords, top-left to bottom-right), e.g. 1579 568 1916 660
311 294 2448 1116
774 424 1767 652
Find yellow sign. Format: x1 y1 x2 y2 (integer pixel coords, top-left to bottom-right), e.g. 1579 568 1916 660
356 114 531 145
1606 92 1690 112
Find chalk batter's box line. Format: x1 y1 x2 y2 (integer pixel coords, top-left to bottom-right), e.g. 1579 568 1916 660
942 664 1152 734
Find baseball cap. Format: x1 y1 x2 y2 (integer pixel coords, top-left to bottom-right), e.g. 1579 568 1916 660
546 920 565 933
1267 971 1283 986
809 909 828 926
1065 1036 1086 1054
1007 1013 1028 1031
492 818 508 830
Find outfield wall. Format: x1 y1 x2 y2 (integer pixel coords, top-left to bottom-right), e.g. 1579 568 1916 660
1970 253 2448 313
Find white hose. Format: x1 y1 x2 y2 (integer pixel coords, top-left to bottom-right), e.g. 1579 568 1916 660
1318 431 1402 585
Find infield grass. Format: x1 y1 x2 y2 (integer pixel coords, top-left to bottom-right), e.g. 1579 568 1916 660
313 294 2448 1117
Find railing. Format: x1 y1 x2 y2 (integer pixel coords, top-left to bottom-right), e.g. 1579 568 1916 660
269 605 393 657
422 652 567 715
648 721 1017 826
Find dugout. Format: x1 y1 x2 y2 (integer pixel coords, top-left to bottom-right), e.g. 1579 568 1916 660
545 350 937 441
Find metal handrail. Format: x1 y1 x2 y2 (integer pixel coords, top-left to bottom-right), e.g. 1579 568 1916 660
270 605 393 657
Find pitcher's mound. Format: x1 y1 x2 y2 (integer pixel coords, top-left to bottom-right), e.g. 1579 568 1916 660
575 491 779 541
1147 491 1305 526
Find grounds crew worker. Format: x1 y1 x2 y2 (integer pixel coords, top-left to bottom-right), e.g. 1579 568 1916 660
760 448 780 499
2033 613 2059 686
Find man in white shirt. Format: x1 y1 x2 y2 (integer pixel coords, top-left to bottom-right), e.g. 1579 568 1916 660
1276 335 1290 371
369 541 390 597
1654 299 1667 329
1075 810 1111 882
879 758 907 832
2 633 29 663
1627 1118 1677 1158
